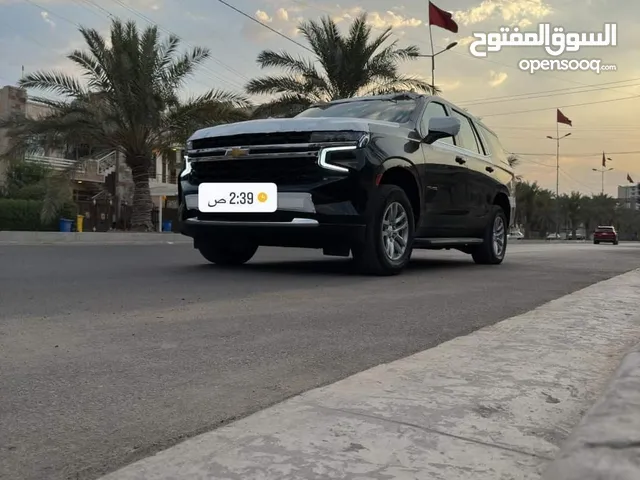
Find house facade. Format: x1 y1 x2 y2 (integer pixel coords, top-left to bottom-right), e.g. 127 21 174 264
0 84 182 227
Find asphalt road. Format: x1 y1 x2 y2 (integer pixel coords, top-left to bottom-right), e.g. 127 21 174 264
1 242 640 480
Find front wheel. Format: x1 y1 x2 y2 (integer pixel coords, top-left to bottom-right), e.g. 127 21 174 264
471 206 508 265
352 185 415 276
198 240 258 266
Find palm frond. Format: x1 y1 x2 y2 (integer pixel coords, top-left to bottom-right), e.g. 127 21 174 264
246 75 317 97
19 71 88 98
251 95 312 119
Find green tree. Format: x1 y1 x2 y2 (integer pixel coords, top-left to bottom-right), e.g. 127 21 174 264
563 191 583 239
246 13 439 118
3 19 249 230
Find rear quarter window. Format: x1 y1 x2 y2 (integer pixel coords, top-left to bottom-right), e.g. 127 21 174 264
478 125 509 165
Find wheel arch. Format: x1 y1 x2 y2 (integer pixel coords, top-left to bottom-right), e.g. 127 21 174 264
493 190 511 226
378 159 422 223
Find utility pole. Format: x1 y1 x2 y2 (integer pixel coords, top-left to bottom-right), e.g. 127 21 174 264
546 131 571 236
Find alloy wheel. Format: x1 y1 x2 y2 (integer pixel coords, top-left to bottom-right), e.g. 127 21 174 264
492 215 506 258
381 201 409 261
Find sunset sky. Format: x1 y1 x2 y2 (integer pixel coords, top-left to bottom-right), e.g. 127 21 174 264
1 0 638 196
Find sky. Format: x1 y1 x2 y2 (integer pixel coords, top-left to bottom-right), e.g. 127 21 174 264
0 0 638 197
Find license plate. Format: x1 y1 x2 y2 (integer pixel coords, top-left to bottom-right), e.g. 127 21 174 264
198 183 278 213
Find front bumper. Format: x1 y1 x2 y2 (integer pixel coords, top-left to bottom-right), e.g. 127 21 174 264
179 190 367 248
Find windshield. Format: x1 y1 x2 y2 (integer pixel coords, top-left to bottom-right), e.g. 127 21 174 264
296 99 417 123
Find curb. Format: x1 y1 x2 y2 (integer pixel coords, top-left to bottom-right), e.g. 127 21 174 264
0 231 190 245
542 343 640 480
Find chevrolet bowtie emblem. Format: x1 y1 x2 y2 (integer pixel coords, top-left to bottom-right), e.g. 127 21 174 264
226 147 249 157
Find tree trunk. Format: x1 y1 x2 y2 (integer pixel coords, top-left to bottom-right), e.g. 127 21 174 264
128 157 154 232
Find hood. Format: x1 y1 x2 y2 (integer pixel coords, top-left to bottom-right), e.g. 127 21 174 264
188 117 402 141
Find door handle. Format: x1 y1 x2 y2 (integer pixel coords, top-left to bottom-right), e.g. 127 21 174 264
486 166 494 172
455 157 466 165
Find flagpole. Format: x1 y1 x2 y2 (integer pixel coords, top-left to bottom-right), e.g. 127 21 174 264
556 118 560 237
429 24 435 88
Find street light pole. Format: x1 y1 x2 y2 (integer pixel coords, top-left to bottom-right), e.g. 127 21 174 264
411 42 457 90
546 132 571 236
592 164 614 195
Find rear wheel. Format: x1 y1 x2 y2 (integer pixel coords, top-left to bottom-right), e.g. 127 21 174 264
352 185 415 276
471 206 507 265
198 240 258 266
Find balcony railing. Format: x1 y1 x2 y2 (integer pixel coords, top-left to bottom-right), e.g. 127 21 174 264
24 155 86 173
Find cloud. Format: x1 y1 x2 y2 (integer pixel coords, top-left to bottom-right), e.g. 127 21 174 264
440 80 462 91
457 36 476 46
365 11 422 30
40 11 55 28
242 7 302 42
454 0 552 27
243 5 423 43
488 70 508 86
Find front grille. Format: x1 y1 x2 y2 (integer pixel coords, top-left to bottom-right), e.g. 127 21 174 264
190 156 325 185
192 132 313 150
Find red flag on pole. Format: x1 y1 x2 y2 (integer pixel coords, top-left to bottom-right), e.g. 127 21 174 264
429 1 459 33
602 152 606 167
557 109 572 126
628 173 635 183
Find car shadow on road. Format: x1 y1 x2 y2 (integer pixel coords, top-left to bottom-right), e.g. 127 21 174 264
187 256 476 278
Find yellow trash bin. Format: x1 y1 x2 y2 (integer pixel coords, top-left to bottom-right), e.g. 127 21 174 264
76 215 84 233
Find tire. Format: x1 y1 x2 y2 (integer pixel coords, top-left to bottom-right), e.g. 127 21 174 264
198 240 258 266
471 206 508 265
352 185 415 276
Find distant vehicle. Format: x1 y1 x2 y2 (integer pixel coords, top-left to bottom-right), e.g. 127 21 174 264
593 226 618 245
180 92 517 275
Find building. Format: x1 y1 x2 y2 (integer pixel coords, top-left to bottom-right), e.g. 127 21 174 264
618 183 639 210
0 84 182 229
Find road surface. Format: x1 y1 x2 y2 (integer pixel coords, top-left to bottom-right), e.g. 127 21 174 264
1 242 639 480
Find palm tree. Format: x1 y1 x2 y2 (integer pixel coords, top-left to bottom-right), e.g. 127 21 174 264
3 19 249 231
246 13 439 118
564 191 583 239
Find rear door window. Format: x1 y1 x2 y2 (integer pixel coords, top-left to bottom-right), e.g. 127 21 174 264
450 109 481 155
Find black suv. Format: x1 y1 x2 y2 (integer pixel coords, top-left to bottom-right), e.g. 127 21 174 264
179 93 516 275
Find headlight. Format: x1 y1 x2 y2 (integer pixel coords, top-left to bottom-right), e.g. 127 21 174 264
318 146 361 173
180 155 191 178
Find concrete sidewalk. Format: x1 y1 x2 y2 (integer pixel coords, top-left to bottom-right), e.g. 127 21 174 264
100 269 640 480
0 231 190 245
542 342 640 480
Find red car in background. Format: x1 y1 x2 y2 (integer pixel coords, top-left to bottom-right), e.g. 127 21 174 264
593 226 618 245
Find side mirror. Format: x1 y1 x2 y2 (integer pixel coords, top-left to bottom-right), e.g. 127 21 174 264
424 116 461 144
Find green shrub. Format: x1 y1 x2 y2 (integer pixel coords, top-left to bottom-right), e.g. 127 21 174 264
0 199 50 231
0 198 78 231
59 201 78 220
